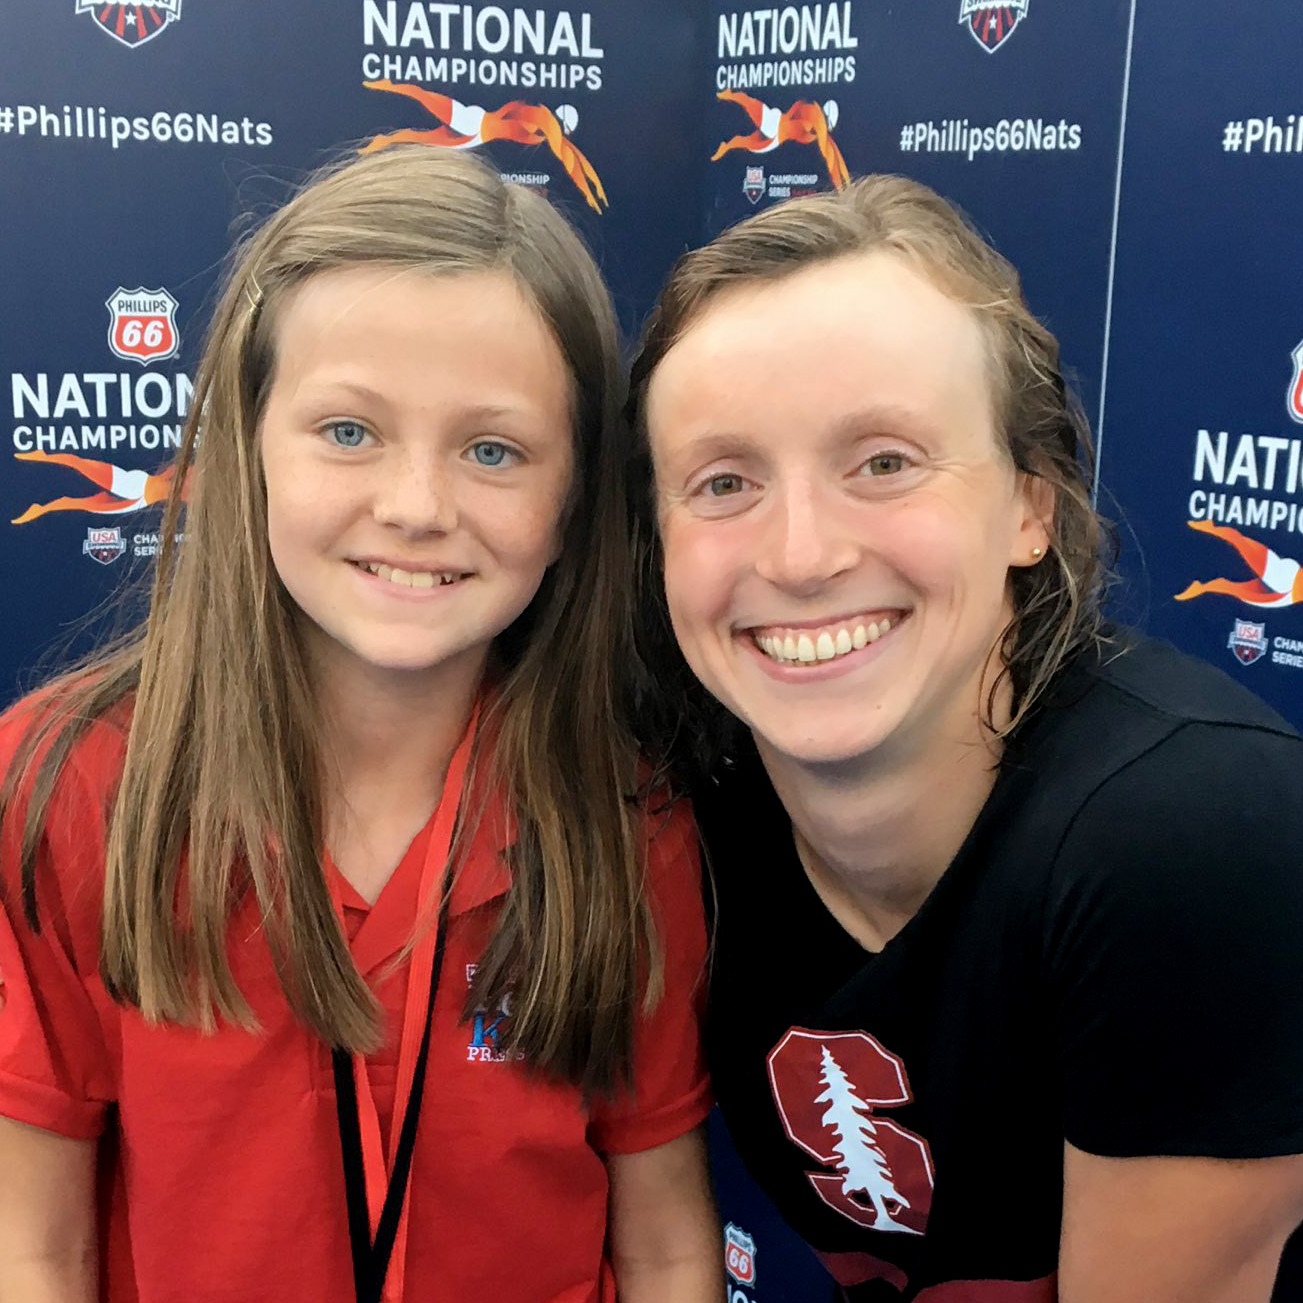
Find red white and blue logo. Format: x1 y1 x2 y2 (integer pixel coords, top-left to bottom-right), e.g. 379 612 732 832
75 1 182 49
743 166 766 205
106 287 180 366
959 0 1028 53
1288 339 1303 424
83 526 126 565
1228 619 1268 665
724 1224 757 1287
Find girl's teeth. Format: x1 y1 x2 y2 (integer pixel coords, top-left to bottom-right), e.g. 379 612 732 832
363 562 460 589
757 617 897 666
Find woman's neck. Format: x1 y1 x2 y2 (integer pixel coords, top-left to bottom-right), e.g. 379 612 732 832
756 696 1006 952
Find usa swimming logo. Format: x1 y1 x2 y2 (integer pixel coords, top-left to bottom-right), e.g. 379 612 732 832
959 0 1028 53
83 525 126 564
743 166 766 204
76 1 182 49
1228 619 1268 665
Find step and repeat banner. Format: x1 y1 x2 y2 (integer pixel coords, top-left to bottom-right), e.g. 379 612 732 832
1096 4 1303 731
0 0 701 695
3 4 1301 1301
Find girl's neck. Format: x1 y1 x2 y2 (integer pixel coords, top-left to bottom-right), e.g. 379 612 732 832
309 640 490 902
755 692 1007 953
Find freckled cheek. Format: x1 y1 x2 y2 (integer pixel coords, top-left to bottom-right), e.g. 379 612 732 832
266 477 356 558
489 497 569 567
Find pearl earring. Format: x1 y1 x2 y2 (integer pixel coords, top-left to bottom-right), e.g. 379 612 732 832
1031 546 1044 559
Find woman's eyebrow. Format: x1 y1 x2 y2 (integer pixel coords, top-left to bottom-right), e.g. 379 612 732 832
826 404 930 439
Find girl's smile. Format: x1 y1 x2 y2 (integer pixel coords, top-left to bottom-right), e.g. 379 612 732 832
258 264 574 695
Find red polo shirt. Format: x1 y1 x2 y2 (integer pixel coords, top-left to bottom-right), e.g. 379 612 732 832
0 703 711 1302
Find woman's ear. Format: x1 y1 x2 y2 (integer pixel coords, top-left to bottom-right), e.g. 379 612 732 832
1011 471 1055 567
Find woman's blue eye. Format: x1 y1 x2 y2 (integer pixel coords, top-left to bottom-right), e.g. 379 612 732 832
326 421 367 448
471 440 513 467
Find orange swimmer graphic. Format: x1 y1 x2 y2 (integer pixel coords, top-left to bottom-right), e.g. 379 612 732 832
11 450 190 524
711 89 850 190
361 80 608 213
1175 520 1303 608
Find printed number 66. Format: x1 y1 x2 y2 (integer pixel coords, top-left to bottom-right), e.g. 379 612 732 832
121 320 165 348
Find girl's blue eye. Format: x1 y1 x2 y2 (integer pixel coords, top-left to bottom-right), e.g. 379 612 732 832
326 421 368 448
470 440 513 467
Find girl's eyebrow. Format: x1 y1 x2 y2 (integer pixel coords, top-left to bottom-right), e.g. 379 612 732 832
294 383 533 427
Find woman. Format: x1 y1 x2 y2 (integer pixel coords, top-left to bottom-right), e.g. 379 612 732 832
627 175 1303 1301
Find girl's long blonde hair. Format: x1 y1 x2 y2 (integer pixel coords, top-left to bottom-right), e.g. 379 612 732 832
2 147 656 1093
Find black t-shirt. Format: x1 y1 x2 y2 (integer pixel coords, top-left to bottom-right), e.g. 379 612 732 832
696 634 1303 1301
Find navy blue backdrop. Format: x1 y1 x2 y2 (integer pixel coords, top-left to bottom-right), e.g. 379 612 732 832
4 4 1301 1300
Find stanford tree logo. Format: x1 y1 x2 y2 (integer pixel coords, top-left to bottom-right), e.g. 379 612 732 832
767 1029 934 1237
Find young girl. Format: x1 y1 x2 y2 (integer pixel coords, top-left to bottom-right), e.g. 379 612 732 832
0 147 719 1303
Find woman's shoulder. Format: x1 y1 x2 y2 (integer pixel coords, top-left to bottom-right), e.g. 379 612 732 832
1032 637 1303 908
1086 629 1297 738
1014 631 1298 788
1001 633 1302 894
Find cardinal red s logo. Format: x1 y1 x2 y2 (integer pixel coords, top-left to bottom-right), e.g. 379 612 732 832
767 1029 934 1235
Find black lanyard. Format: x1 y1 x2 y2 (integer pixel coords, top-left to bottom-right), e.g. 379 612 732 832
333 889 452 1303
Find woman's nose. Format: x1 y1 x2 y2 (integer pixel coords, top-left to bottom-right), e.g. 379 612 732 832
753 478 858 593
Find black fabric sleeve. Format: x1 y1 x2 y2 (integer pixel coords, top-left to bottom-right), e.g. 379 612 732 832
1044 721 1303 1159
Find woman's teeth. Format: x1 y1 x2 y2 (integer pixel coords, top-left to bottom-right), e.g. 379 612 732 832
360 561 463 589
755 617 893 665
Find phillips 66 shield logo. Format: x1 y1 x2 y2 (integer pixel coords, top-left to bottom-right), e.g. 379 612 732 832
106 288 179 366
1288 339 1303 424
724 1224 756 1287
75 1 182 49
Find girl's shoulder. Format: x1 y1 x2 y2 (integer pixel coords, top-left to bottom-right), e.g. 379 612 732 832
0 682 133 877
0 682 132 775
